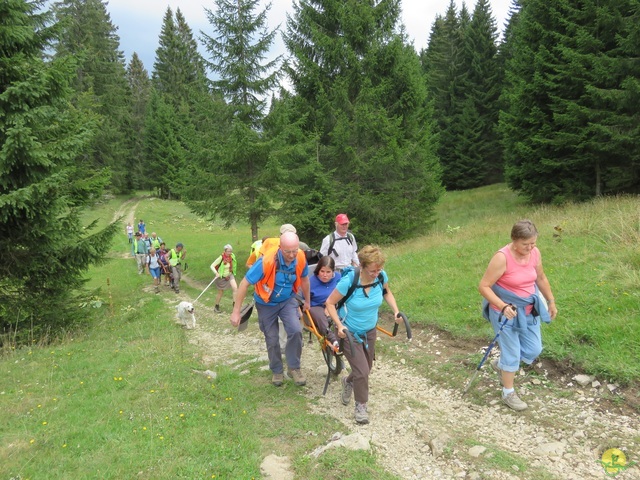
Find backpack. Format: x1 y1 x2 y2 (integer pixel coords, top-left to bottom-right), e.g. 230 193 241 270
335 266 385 311
327 231 355 257
304 248 323 265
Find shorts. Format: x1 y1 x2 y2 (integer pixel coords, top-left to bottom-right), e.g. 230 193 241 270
214 274 235 290
149 267 161 279
488 307 543 372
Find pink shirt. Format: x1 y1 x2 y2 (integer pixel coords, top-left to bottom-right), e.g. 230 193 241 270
494 245 540 313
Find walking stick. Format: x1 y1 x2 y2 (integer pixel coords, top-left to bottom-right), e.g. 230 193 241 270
194 275 218 304
463 305 514 395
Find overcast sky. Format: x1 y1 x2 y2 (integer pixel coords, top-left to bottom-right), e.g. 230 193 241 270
106 0 513 72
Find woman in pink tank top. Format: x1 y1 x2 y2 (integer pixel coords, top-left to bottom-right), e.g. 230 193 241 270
478 220 558 411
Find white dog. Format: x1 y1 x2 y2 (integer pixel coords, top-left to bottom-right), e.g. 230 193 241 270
176 301 196 329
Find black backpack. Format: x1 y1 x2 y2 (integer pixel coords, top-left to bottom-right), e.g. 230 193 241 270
327 231 355 257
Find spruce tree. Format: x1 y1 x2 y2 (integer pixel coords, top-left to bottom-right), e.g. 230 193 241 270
149 7 211 199
126 52 150 189
452 0 502 188
52 0 133 193
500 0 640 201
0 0 118 342
185 0 282 240
421 1 467 190
152 7 208 107
284 0 442 243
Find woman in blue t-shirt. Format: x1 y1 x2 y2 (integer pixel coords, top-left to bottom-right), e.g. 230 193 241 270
325 245 401 425
308 256 342 350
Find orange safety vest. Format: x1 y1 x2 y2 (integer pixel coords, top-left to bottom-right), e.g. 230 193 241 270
255 248 306 303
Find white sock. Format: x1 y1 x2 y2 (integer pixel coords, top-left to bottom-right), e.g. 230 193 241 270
502 387 514 398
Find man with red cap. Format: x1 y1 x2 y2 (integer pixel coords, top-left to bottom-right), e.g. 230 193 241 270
320 214 359 272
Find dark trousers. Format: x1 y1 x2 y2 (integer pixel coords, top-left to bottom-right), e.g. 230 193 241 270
343 328 377 404
308 306 337 344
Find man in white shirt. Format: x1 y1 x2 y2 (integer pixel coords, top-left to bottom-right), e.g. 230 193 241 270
319 214 359 272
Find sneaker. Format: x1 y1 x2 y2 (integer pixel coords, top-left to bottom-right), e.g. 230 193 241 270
490 358 503 386
288 368 306 386
214 305 221 314
341 377 353 405
272 373 284 387
354 402 369 424
502 391 528 411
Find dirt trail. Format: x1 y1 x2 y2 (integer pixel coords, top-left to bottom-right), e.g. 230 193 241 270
127 201 639 480
112 197 139 226
181 306 639 480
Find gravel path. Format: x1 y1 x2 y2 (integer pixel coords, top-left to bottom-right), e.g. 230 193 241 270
172 296 639 480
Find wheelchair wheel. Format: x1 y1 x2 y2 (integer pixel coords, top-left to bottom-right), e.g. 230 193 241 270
322 347 343 376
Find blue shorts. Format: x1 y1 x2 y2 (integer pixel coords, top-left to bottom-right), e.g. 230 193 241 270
149 267 161 279
488 307 543 372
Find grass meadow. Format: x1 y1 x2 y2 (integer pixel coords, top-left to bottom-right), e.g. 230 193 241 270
1 184 639 478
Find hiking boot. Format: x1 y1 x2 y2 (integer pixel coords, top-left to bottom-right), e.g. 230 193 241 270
214 304 221 314
502 391 528 411
154 286 159 294
288 368 306 386
341 376 353 405
175 288 179 294
272 373 284 387
490 358 503 386
354 402 369 424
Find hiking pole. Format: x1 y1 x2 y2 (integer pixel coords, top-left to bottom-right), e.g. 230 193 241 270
462 305 514 395
194 275 218 304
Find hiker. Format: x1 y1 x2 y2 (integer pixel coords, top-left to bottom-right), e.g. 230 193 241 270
149 232 163 251
478 219 557 412
319 213 359 272
308 256 342 351
258 224 298 257
158 242 171 287
230 232 311 388
132 232 149 274
147 247 162 294
245 238 263 268
167 242 186 294
255 224 307 352
137 219 146 235
126 222 133 244
142 232 152 251
210 244 238 313
325 245 401 425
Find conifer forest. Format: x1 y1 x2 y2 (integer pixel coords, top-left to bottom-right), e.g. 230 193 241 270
1 0 639 330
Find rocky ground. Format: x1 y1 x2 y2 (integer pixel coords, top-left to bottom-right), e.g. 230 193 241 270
163 281 639 480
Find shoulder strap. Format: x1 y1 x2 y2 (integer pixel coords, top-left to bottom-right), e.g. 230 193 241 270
328 232 354 256
336 267 360 310
347 232 354 245
328 232 336 256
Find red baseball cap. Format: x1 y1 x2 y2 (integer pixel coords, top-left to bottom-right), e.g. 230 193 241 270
335 214 350 224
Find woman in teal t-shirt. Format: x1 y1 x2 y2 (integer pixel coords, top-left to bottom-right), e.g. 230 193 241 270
325 245 401 425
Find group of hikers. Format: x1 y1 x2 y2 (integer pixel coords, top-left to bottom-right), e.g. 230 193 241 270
127 219 186 294
128 214 557 425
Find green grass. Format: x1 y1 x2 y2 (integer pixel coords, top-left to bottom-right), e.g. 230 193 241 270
1 195 397 480
1 184 639 478
385 184 640 384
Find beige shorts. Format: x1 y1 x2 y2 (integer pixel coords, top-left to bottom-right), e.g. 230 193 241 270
214 274 235 290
